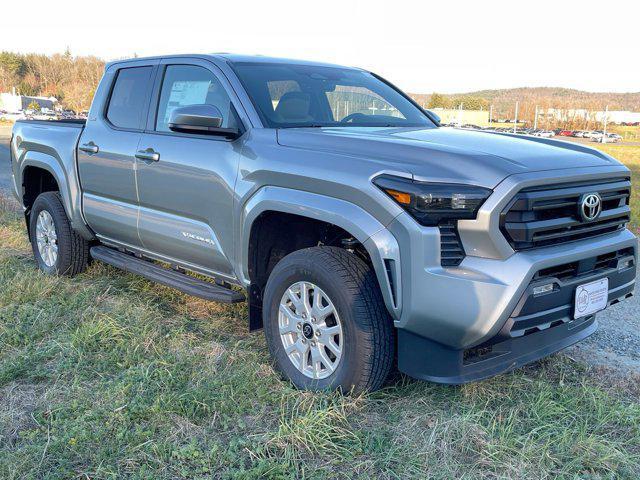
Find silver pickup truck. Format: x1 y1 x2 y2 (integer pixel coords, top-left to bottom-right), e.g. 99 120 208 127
9 54 637 393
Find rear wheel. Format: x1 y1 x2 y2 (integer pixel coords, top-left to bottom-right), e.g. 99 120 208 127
263 246 395 394
29 192 89 276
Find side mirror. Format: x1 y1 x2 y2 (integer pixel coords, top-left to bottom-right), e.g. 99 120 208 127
168 104 239 138
426 109 441 124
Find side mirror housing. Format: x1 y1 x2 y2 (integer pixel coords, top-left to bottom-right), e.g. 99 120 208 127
426 109 441 124
168 105 239 138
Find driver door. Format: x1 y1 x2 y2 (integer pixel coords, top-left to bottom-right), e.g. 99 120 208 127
135 59 243 277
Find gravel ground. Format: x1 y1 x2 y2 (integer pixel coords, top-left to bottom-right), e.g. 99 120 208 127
568 280 640 374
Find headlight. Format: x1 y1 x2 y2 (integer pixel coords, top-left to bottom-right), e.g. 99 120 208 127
373 175 492 226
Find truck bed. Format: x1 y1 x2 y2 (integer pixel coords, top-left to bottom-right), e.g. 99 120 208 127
10 118 86 234
15 118 86 127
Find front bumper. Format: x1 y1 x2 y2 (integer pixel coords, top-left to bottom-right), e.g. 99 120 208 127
398 245 635 383
399 315 598 384
388 211 637 383
389 214 637 348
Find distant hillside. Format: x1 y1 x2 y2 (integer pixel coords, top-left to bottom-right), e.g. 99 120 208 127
462 87 640 111
410 87 640 113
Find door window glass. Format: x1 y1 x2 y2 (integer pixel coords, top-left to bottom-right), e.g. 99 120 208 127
156 65 237 132
106 66 153 130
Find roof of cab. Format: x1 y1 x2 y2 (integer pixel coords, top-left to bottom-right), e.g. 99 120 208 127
214 53 354 69
106 53 357 71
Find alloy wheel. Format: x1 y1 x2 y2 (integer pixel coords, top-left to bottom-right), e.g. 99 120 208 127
278 281 343 379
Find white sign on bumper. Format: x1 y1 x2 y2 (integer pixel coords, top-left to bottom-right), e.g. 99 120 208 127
574 278 609 319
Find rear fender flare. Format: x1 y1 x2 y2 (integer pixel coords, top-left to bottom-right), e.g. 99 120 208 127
19 152 94 240
21 154 71 217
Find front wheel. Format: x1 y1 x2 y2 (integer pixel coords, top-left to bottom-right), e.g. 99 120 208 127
263 246 395 394
29 192 89 276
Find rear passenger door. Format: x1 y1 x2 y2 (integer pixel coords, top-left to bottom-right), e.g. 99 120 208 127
78 60 158 247
135 59 244 277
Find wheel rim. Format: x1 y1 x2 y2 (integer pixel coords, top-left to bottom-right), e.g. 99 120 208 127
278 281 343 379
35 210 58 267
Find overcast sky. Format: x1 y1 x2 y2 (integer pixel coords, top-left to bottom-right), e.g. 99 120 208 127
2 0 638 94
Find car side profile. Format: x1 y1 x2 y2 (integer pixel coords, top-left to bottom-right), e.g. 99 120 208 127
10 54 637 393
591 132 622 143
531 129 555 138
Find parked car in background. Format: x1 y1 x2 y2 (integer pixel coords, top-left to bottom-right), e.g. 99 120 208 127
532 130 554 138
583 131 603 139
591 133 622 143
1 112 27 122
558 130 574 136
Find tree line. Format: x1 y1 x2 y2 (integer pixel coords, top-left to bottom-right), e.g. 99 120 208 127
0 50 104 113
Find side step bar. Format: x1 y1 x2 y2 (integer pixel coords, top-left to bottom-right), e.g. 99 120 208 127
90 246 245 304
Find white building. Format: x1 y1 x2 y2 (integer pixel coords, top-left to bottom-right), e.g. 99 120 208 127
0 91 58 113
542 108 640 125
429 108 489 126
597 110 640 124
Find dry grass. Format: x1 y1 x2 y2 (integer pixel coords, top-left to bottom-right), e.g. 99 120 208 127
0 175 639 478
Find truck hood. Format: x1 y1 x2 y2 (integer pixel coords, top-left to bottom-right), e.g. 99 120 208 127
276 126 621 188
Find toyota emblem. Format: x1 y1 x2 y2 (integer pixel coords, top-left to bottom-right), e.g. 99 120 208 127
579 193 602 222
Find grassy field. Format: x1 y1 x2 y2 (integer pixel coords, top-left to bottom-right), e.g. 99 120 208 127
608 126 640 141
1 148 640 478
592 143 640 230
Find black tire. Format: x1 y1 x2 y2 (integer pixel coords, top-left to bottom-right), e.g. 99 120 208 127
29 192 89 276
263 246 395 394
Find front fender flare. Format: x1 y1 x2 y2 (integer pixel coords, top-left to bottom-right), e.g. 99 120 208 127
238 186 402 320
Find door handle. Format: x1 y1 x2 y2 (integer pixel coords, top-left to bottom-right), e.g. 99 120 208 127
79 142 99 154
135 149 160 162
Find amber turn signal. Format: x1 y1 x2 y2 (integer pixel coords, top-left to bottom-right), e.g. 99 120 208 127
384 188 411 205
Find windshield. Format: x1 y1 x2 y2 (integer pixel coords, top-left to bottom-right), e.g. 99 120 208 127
232 62 435 129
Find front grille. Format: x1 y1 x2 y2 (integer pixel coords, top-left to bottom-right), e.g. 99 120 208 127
439 221 465 266
501 178 631 250
534 247 634 282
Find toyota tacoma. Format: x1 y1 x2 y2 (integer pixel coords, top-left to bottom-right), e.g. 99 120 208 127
9 54 637 393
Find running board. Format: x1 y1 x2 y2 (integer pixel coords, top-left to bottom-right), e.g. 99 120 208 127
90 246 245 303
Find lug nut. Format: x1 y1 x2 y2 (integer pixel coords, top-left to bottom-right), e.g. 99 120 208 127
296 323 302 330
311 341 316 347
315 330 321 337
311 317 317 323
301 313 307 319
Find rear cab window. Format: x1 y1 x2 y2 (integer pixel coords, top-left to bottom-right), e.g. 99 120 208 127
106 66 153 130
